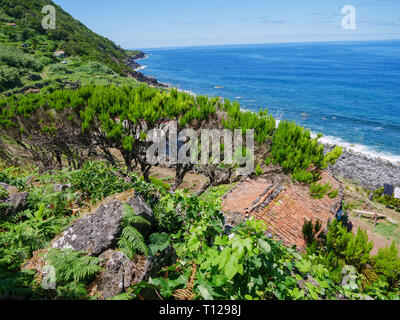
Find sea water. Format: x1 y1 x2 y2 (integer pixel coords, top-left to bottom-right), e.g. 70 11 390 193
140 40 400 162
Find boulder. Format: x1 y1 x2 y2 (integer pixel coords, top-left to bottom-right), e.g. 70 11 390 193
0 182 18 193
53 183 72 193
51 191 154 256
0 182 28 217
89 250 153 299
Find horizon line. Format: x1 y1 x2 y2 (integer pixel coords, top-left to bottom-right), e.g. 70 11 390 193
129 37 400 51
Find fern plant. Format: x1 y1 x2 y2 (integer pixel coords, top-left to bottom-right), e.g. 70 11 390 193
118 204 150 259
0 270 35 299
0 186 8 200
46 249 101 284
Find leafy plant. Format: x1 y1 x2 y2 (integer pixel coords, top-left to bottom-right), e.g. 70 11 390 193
255 163 263 176
328 189 339 199
310 182 332 199
0 186 7 200
71 161 133 203
148 232 170 256
117 204 150 259
46 249 101 283
372 188 400 211
0 270 36 299
373 242 400 287
45 249 102 299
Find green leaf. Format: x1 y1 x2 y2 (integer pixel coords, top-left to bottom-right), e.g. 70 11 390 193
257 239 271 253
218 247 231 270
198 285 213 300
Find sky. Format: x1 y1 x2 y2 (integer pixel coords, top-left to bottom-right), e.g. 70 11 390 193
53 0 400 49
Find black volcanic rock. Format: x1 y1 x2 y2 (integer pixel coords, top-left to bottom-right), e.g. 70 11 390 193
124 56 167 88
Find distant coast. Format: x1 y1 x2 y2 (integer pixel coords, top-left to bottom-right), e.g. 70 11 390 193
124 51 167 87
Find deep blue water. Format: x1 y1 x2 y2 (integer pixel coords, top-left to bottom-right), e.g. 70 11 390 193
141 40 400 162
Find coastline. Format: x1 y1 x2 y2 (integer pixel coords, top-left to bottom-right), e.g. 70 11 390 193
137 51 400 190
124 52 167 87
326 145 400 190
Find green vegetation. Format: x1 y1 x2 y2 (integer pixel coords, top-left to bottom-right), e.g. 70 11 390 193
372 187 400 211
309 182 332 199
373 243 400 286
2 0 396 303
70 161 134 203
0 84 341 188
1 162 399 300
255 163 263 176
0 0 142 94
303 219 400 298
46 249 102 299
328 189 339 199
0 0 129 73
118 204 150 259
270 121 342 183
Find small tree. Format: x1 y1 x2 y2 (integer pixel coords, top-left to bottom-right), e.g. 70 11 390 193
373 242 400 287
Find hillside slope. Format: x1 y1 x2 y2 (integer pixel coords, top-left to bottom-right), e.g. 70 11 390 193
0 0 163 94
0 0 129 74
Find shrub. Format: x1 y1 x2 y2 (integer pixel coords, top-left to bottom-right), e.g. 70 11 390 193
320 220 373 282
373 242 400 286
0 170 26 189
270 121 342 183
328 189 339 199
292 170 314 184
78 61 116 75
310 182 332 199
302 220 325 252
0 66 21 91
71 161 133 203
372 188 400 211
49 63 70 74
0 45 43 71
255 163 263 176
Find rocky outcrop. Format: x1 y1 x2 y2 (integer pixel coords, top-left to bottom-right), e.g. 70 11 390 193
325 146 400 190
51 191 155 256
53 183 71 193
23 190 156 299
124 55 168 88
0 182 28 217
89 250 153 299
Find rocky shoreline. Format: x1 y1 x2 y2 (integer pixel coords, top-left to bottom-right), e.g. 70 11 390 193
325 145 400 190
124 52 168 88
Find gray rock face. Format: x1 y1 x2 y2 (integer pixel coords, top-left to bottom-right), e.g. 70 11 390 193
90 250 153 299
51 193 154 256
0 182 16 193
326 146 400 190
94 250 134 299
0 183 28 217
53 183 72 193
7 192 29 214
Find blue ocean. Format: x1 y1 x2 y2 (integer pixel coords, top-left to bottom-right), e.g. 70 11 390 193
140 40 400 162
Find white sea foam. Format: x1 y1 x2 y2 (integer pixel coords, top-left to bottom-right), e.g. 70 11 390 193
271 116 400 164
134 65 148 71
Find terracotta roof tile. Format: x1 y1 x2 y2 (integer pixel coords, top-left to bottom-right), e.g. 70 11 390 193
222 171 343 252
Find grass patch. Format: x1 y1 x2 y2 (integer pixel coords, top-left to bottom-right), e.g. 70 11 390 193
374 222 400 245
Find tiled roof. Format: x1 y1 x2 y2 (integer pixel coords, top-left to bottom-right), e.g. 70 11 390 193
222 171 343 251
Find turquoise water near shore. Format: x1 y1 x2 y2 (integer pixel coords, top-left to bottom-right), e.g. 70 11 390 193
140 40 400 162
